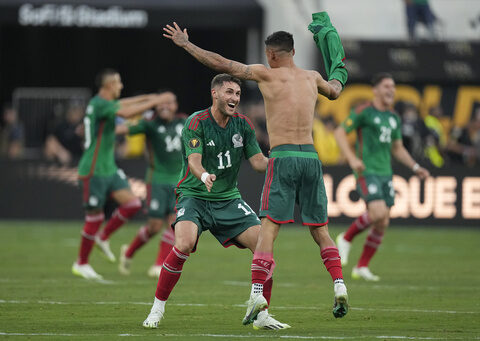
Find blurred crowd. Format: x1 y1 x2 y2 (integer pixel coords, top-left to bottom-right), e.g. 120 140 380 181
1 98 479 169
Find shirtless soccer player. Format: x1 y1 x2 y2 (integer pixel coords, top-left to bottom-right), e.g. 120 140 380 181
334 73 429 281
143 74 290 330
73 69 162 280
163 23 348 323
117 91 185 277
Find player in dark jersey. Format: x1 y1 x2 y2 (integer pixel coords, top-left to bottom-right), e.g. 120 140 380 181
72 69 163 280
116 91 185 277
334 73 429 281
142 74 290 330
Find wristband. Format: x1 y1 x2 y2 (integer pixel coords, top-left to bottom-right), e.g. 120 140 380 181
200 172 209 183
412 163 420 172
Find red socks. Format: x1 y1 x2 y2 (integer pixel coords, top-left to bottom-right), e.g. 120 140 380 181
155 247 189 301
357 229 384 267
125 225 153 258
263 278 273 305
155 228 175 266
99 199 141 241
344 211 372 242
321 247 343 281
77 213 104 264
251 251 275 284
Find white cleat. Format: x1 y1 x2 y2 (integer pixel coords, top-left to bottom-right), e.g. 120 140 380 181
72 262 103 280
118 244 131 275
242 294 268 325
253 310 291 330
352 266 380 281
336 232 351 266
147 265 162 278
143 309 164 328
95 235 116 263
333 282 349 318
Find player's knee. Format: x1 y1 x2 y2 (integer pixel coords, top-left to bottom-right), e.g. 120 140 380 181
368 206 389 223
174 238 195 254
149 220 164 234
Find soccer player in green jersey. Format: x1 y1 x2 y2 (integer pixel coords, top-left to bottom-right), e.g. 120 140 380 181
334 73 430 281
163 23 348 323
143 74 290 330
72 69 163 280
117 91 185 277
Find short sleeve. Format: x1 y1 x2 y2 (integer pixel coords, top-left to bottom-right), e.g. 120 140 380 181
97 99 120 119
341 109 365 134
128 120 147 135
182 120 203 157
242 116 262 159
392 115 402 141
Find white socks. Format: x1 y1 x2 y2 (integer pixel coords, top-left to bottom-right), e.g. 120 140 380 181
251 283 263 296
152 297 166 313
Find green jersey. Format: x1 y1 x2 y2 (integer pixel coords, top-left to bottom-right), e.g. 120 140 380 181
78 95 120 177
341 103 402 176
128 116 185 185
177 108 262 201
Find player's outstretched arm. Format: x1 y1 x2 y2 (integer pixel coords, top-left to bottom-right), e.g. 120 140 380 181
315 71 342 100
334 126 365 173
391 139 430 179
119 94 156 107
116 95 161 119
248 153 268 173
115 124 129 135
187 153 216 192
163 22 268 82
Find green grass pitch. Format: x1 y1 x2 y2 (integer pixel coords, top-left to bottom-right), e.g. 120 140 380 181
1 221 479 340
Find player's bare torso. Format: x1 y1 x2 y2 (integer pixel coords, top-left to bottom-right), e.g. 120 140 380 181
257 66 319 149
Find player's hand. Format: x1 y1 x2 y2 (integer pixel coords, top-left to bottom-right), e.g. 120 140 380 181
163 22 189 48
204 174 216 192
348 157 365 173
415 166 430 179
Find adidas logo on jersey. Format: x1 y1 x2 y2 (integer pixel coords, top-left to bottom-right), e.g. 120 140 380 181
207 140 215 146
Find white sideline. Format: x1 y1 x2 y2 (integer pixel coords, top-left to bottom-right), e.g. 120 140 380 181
0 299 478 315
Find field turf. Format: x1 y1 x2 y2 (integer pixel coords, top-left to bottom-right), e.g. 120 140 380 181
0 221 479 340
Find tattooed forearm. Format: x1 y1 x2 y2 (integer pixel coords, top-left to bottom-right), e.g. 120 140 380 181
328 79 343 100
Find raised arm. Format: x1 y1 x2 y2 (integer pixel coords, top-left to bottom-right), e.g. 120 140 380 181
315 71 342 100
116 95 160 119
119 94 155 107
163 22 268 82
391 139 430 179
187 153 216 192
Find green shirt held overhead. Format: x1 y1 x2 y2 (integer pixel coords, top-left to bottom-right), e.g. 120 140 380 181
177 108 261 201
128 116 185 185
341 103 402 177
78 95 120 177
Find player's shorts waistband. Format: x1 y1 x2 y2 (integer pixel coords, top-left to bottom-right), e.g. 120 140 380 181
269 144 318 159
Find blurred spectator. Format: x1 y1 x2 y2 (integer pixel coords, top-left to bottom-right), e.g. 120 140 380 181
447 108 480 167
245 101 269 155
424 105 447 167
313 115 344 166
404 0 438 40
44 103 84 165
0 104 24 158
400 102 428 159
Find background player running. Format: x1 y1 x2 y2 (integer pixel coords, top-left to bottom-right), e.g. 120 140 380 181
72 69 163 280
162 22 348 323
334 72 429 281
116 90 185 277
143 74 290 330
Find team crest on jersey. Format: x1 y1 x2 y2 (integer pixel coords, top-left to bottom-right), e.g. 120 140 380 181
177 207 185 217
374 117 381 124
232 133 243 148
389 117 397 129
157 125 166 133
189 138 201 148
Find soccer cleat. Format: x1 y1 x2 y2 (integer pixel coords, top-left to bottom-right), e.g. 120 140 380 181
336 232 351 266
253 311 291 330
118 244 131 275
143 309 164 328
242 294 268 325
95 235 116 263
72 262 103 280
352 266 380 281
147 265 162 278
332 282 348 318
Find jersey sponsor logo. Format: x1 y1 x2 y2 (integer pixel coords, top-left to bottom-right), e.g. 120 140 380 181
89 196 99 206
368 184 378 194
177 207 185 217
188 138 201 149
207 140 215 147
232 133 243 148
157 125 166 133
389 117 398 129
374 117 381 124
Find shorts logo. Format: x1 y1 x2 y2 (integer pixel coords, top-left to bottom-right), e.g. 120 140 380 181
368 184 378 194
89 196 98 206
150 199 159 210
177 207 185 217
189 138 201 149
232 133 243 148
389 117 397 129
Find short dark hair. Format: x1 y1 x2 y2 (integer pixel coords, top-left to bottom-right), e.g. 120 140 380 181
264 31 294 52
95 68 119 89
211 74 242 90
371 72 394 87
